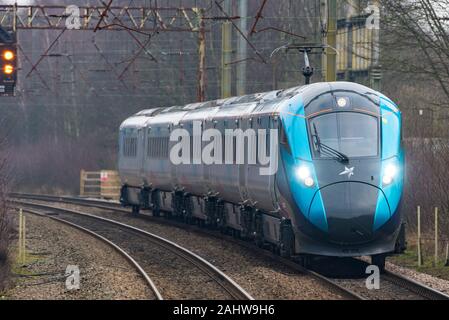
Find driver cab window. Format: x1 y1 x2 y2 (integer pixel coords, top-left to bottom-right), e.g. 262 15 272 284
309 112 378 158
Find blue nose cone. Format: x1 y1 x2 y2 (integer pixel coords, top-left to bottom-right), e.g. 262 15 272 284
309 182 390 244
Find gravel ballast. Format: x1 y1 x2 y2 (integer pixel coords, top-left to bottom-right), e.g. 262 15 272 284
6 212 154 300
43 202 347 300
386 261 449 296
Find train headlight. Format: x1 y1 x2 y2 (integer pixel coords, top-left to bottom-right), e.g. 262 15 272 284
382 164 397 186
337 97 349 108
296 166 310 180
296 166 315 187
304 177 315 187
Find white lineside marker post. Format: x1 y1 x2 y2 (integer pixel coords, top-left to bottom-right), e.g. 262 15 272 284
18 208 23 264
434 207 438 267
22 215 26 264
80 169 85 196
417 206 422 267
445 242 449 267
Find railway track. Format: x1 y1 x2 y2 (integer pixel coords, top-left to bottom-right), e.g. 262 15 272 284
308 256 449 300
9 193 362 300
9 196 254 300
10 193 449 300
16 206 162 300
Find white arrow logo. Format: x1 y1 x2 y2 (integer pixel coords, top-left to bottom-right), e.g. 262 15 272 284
339 166 354 179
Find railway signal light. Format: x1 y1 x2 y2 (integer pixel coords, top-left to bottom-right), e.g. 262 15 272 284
0 44 17 96
3 64 13 74
3 49 14 61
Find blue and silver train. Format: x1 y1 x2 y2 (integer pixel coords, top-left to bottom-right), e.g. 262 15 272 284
118 82 406 268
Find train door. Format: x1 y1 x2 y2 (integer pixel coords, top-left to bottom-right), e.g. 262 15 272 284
169 122 180 190
137 125 146 183
245 115 280 213
175 120 193 192
206 118 223 196
202 119 214 193
120 127 140 186
238 117 250 203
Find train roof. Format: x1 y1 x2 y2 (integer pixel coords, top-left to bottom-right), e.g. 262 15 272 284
120 82 397 129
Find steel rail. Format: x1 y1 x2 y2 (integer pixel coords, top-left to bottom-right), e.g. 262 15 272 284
10 197 254 300
383 270 449 300
13 193 449 300
14 206 163 300
9 193 363 300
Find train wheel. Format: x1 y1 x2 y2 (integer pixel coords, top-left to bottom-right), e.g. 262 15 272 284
152 209 160 217
297 255 310 268
131 205 140 215
280 243 292 258
274 246 281 255
254 234 264 248
371 254 386 272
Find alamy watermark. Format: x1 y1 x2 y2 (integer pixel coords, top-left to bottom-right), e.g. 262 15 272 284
365 3 380 30
169 121 279 175
65 5 81 30
65 265 80 290
365 265 380 290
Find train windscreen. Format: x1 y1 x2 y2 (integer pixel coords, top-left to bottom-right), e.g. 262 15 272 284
309 112 379 158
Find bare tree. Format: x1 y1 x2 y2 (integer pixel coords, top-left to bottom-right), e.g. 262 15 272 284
375 1 449 242
0 118 13 292
381 0 449 108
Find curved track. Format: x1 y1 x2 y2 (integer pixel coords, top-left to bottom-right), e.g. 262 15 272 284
16 206 162 300
308 256 449 300
8 193 362 299
12 193 449 300
9 196 254 300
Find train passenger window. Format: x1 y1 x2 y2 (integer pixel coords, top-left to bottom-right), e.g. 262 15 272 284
147 137 169 158
132 138 136 156
123 136 137 158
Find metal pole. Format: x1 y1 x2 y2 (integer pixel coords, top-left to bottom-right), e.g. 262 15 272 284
370 0 382 91
320 0 327 80
344 0 357 81
434 207 438 266
417 206 422 267
197 9 206 102
236 0 248 96
325 0 337 82
221 0 232 98
13 2 17 32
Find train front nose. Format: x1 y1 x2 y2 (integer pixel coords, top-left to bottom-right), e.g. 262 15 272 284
310 182 389 244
